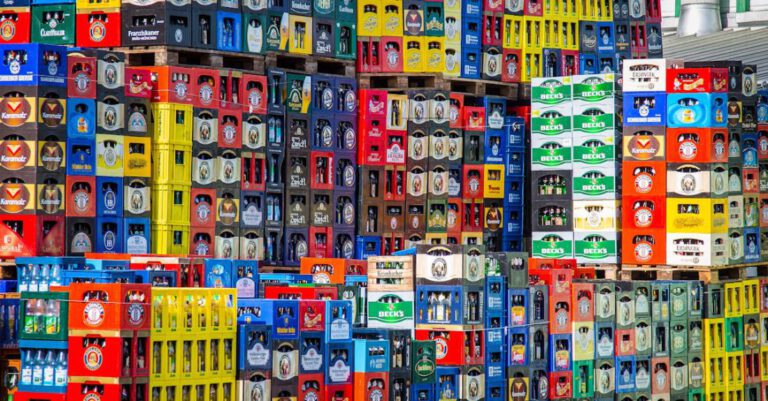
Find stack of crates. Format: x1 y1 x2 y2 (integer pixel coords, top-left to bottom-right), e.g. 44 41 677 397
365 255 414 331
620 58 681 265
503 115 525 252
0 44 68 258
149 287 237 401
144 65 193 255
663 66 731 266
413 244 485 401
15 265 68 401
65 282 151 401
530 75 574 259
74 0 121 47
30 0 76 46
262 68 285 265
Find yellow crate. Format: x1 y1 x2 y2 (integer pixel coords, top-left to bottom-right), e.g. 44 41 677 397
761 347 768 381
124 135 152 177
595 0 612 21
152 224 191 255
502 15 523 50
762 314 768 348
562 19 579 50
152 103 193 145
522 49 541 83
381 0 403 36
150 338 180 382
704 318 725 356
152 184 191 226
483 164 505 199
95 134 124 177
666 198 728 234
424 37 445 73
461 232 483 245
726 388 743 401
424 232 447 244
153 143 192 186
523 16 543 51
578 0 598 19
358 0 382 37
210 289 237 334
743 279 760 314
444 43 461 77
151 288 181 338
703 354 726 393
542 18 561 49
404 36 425 73
76 0 120 10
288 15 313 55
725 282 744 318
726 351 744 387
445 11 461 45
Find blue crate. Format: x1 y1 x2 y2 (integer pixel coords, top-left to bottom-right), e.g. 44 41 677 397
502 234 524 252
667 92 727 128
486 349 506 381
234 259 258 299
486 380 506 401
299 331 325 374
66 137 95 176
334 76 357 115
485 310 506 331
505 147 525 176
204 258 235 288
505 176 524 205
549 334 572 372
85 259 131 271
325 342 354 384
237 323 271 371
461 47 481 79
485 325 505 347
61 269 136 285
412 383 436 401
597 52 617 73
485 276 506 311
758 89 768 123
462 18 481 47
312 75 335 113
595 322 616 358
0 44 67 86
123 218 150 254
415 285 463 326
94 217 123 253
508 327 529 367
745 227 760 262
217 11 243 52
67 98 96 139
132 270 176 287
435 367 460 400
542 48 562 77
326 300 352 342
596 22 615 53
237 299 273 324
741 132 759 168
580 54 599 74
505 117 525 147
355 237 380 260
623 91 667 126
0 280 17 292
16 257 84 291
504 206 523 236
353 339 390 373
615 355 636 393
484 97 506 129
484 128 507 164
96 176 123 218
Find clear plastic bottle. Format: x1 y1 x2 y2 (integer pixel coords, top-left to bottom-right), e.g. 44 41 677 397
54 351 67 387
43 350 55 386
32 350 44 385
45 300 59 335
20 350 33 385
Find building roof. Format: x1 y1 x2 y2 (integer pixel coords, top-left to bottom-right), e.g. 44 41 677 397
662 27 768 83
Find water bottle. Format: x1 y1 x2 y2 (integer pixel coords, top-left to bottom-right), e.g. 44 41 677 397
20 350 33 385
39 265 50 292
32 350 44 385
43 350 55 386
29 265 39 292
45 300 59 335
50 264 62 287
19 266 28 292
55 351 67 387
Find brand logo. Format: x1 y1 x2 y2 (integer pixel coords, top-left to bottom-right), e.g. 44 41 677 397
415 359 435 377
83 345 103 370
634 242 653 262
199 84 214 105
218 198 238 225
174 82 188 99
127 303 145 326
634 207 653 228
0 98 31 127
83 301 105 326
73 188 90 214
0 141 30 170
678 140 698 160
74 72 91 94
89 20 106 42
39 184 62 214
0 184 29 213
0 19 15 41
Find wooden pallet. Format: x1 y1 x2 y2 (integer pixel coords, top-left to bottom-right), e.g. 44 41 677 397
258 265 300 274
119 46 266 73
265 53 356 77
619 262 768 283
357 72 448 90
447 77 520 98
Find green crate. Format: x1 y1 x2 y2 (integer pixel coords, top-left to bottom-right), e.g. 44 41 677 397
334 20 356 60
19 291 68 341
725 316 744 352
573 360 594 398
670 319 688 357
411 340 436 384
31 4 75 45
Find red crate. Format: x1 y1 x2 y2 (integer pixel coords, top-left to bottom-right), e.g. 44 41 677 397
310 151 334 190
190 226 215 257
666 128 728 163
572 283 594 322
0 7 31 44
219 70 242 112
667 68 728 93
299 300 326 332
124 68 153 99
0 214 63 257
309 226 333 259
325 383 353 401
67 379 133 401
529 265 573 297
549 298 572 335
242 73 267 114
66 176 96 217
358 90 387 117
461 199 483 232
758 129 768 160
68 54 97 99
14 393 67 401
192 68 219 109
354 372 388 401
549 371 572 399
139 66 195 104
68 332 149 378
381 36 403 73
299 374 326 401
68 282 151 332
622 228 666 265
264 285 338 300
622 195 666 230
462 165 484 199
622 160 667 197
415 328 484 366
463 107 485 131
615 329 636 356
449 93 464 129
75 9 121 48
650 357 670 394
190 188 216 228
561 50 579 77
218 110 241 149
502 49 522 83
